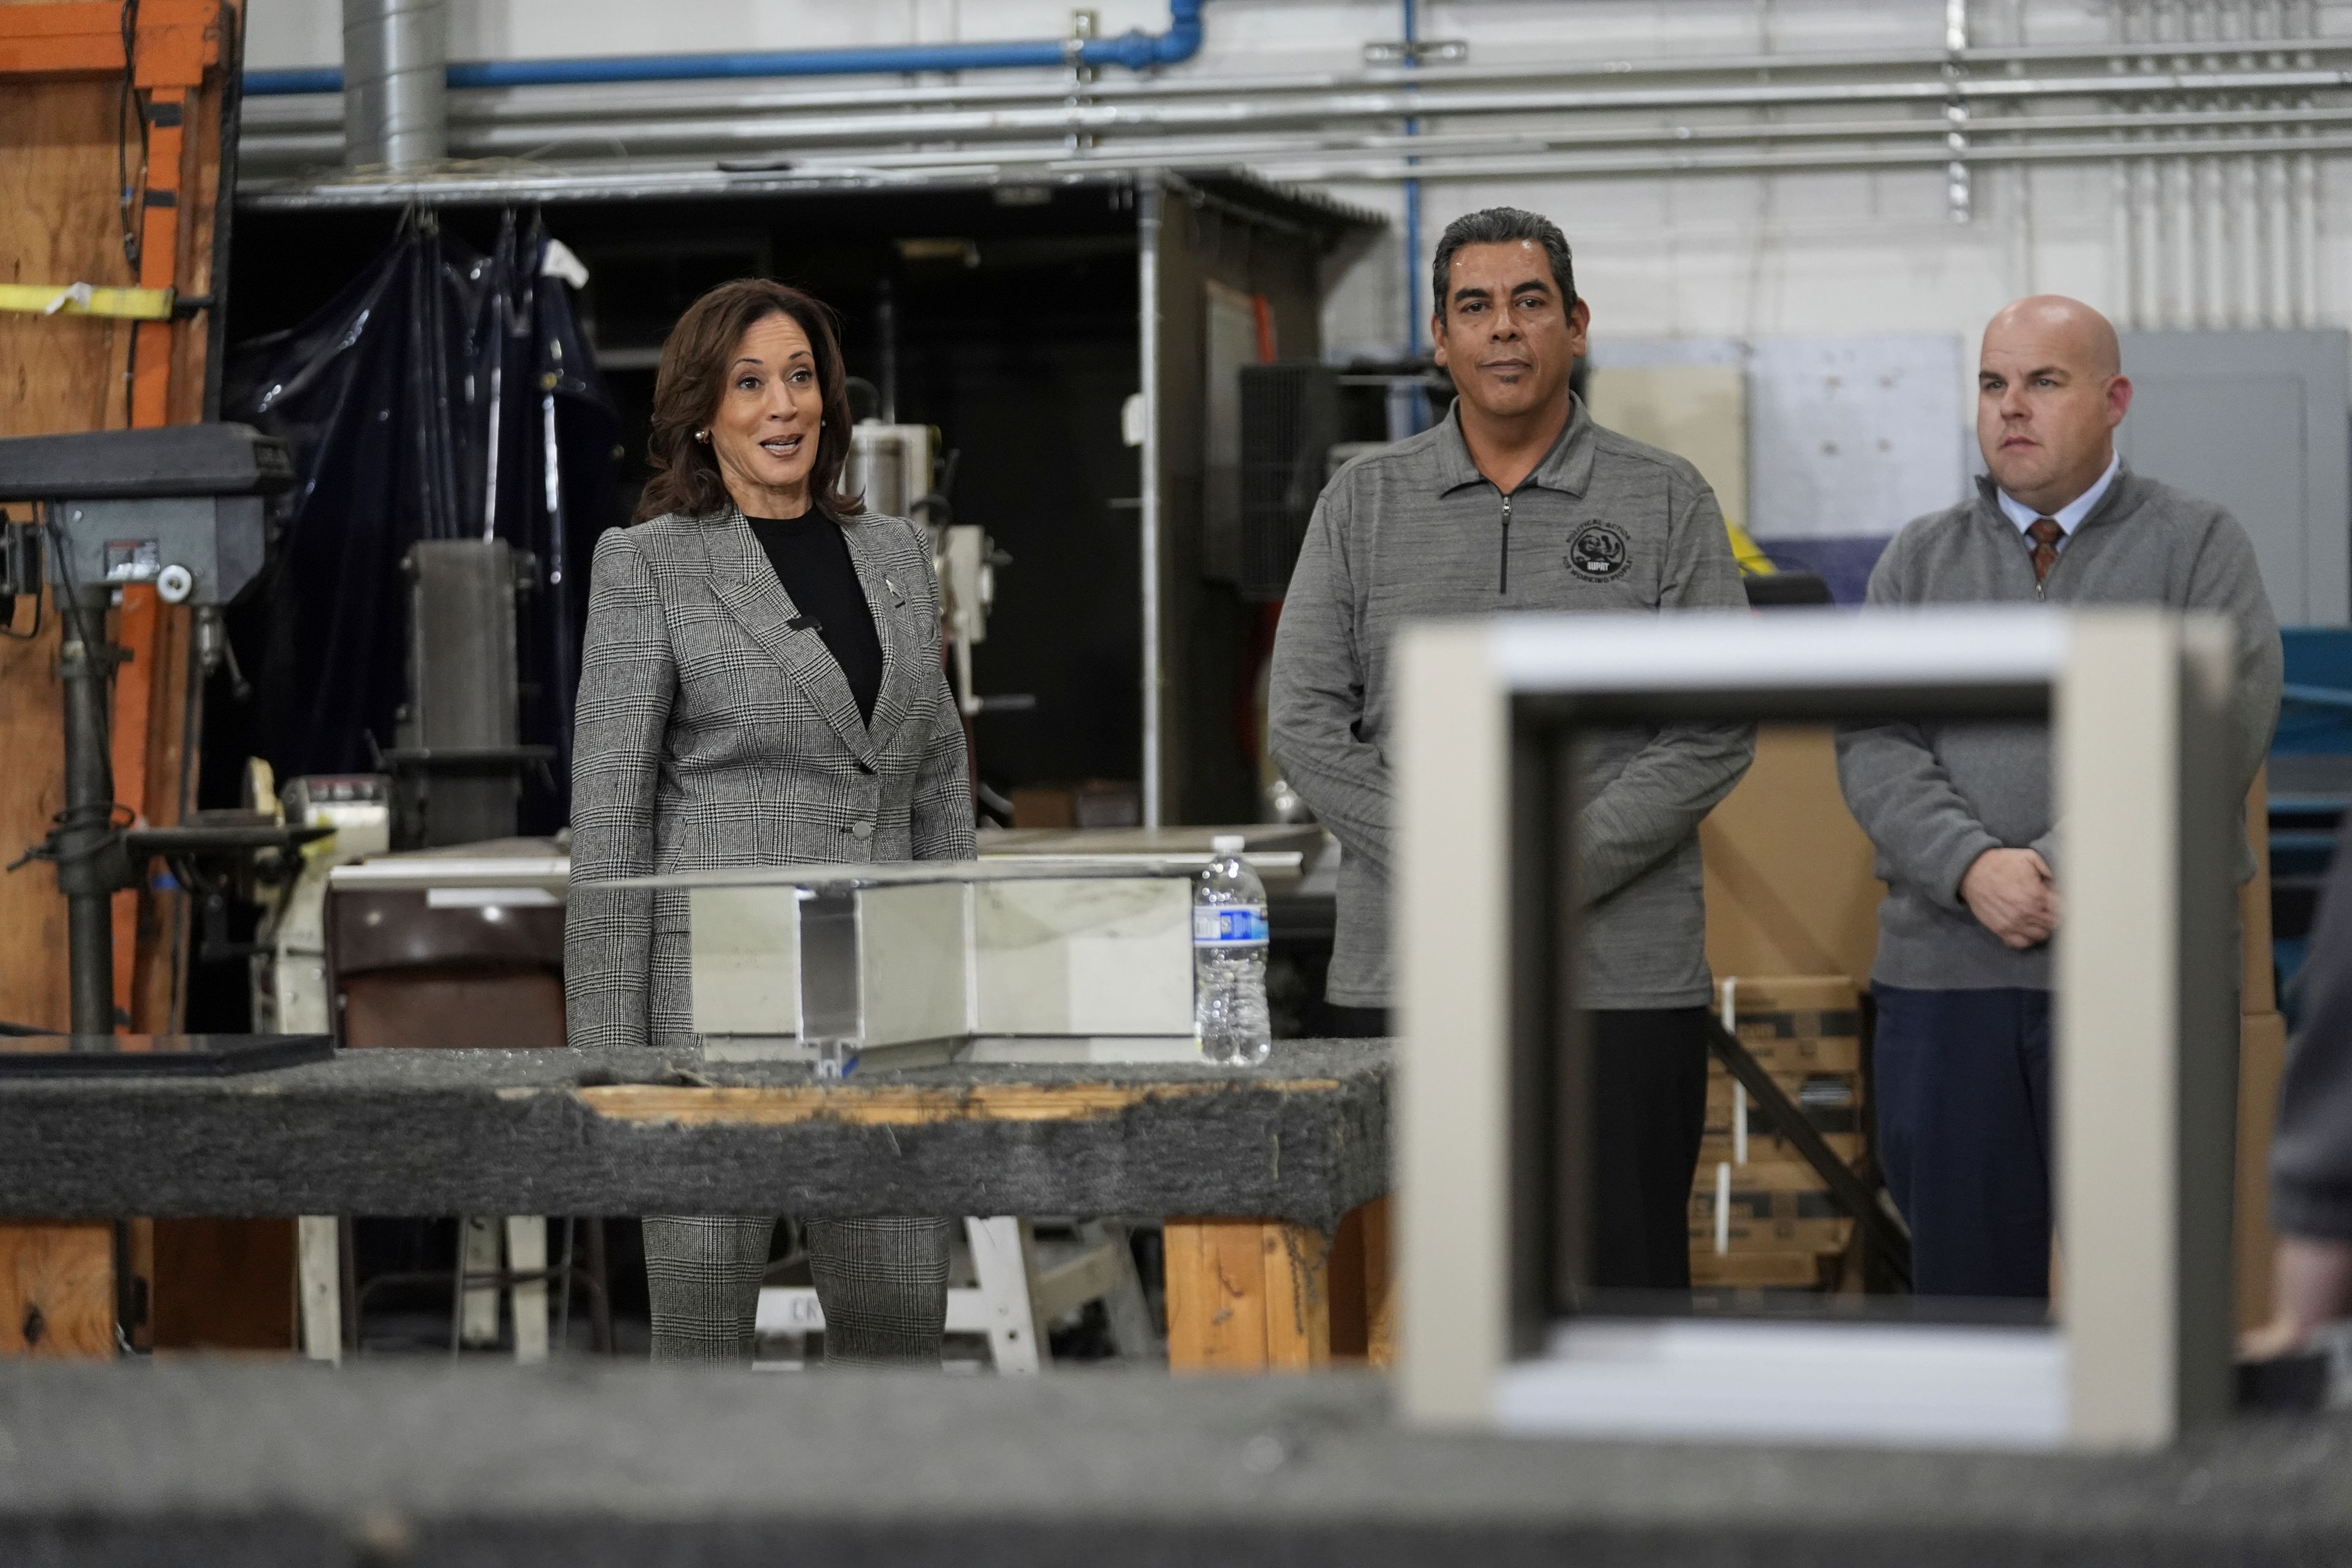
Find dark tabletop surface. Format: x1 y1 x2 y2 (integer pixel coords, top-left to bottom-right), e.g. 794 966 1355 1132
0 1040 1390 1228
0 1360 2343 1566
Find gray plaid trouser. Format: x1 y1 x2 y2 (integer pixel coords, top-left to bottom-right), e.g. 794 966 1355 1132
642 1215 952 1365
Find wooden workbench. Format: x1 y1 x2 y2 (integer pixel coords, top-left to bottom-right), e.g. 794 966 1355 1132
0 1041 1392 1371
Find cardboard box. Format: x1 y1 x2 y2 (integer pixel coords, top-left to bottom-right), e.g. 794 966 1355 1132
1721 974 1856 1014
1700 728 1885 988
1705 1066 1861 1110
1697 1129 1864 1167
1689 1158 1856 1256
1699 976 1873 1172
1690 1250 1830 1289
1704 1066 1864 1139
1719 974 1863 1074
2236 1008 2290 1333
1735 1030 1862 1075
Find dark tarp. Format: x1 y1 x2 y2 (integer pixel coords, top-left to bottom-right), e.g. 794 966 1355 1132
221 210 619 830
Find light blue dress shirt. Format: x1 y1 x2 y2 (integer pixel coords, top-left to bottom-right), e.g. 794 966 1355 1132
1994 451 2120 553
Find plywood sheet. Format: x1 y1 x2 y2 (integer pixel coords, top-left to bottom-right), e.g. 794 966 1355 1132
0 0 247 1354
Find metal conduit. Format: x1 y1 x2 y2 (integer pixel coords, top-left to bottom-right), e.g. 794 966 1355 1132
241 64 2352 167
230 121 2352 212
246 99 2352 178
1136 178 1164 831
249 0 1202 97
245 35 2352 116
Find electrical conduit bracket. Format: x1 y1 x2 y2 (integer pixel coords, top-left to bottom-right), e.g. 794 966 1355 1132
1078 0 1205 73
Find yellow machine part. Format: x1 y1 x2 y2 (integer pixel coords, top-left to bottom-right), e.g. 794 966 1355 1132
1727 520 1777 576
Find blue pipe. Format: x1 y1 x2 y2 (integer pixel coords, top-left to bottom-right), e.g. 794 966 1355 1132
244 1 1203 97
1401 0 1424 360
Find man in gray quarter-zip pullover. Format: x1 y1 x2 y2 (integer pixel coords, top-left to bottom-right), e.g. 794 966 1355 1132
1270 206 1754 1292
1837 296 2280 1302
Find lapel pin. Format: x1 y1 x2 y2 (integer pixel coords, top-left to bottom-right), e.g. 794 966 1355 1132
885 576 907 607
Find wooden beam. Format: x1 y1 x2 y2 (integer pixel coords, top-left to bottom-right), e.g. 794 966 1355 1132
1164 1217 1331 1373
0 1222 115 1357
1360 1194 1395 1368
578 1079 1297 1127
0 2 219 87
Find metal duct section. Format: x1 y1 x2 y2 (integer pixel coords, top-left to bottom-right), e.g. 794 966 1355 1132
342 0 447 170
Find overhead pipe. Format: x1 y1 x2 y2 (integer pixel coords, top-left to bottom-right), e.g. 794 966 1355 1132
234 118 2352 211
237 78 2352 186
246 34 2352 112
341 0 447 170
242 100 2352 176
240 61 2352 164
246 0 1201 98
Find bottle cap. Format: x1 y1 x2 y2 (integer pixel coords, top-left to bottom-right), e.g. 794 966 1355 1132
1210 834 1246 855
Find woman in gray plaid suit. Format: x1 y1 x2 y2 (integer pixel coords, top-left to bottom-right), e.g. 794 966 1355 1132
566 277 972 1364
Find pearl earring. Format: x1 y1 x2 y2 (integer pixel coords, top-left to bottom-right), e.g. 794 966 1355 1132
695 430 709 443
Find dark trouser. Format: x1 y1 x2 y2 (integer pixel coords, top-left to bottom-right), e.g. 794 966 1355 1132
1321 1003 1392 1039
1871 985 2052 1301
1319 1002 1707 1291
1590 1008 1711 1291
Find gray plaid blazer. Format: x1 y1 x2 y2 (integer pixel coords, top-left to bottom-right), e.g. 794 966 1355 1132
565 502 975 1053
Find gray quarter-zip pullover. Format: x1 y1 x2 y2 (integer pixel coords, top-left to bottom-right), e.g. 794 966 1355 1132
1836 467 2281 991
1269 396 1755 1011
2275 832 2352 1238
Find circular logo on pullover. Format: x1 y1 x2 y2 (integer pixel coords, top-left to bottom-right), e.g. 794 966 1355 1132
1567 522 1630 581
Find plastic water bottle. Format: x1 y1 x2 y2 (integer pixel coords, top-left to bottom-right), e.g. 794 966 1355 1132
1194 834 1272 1066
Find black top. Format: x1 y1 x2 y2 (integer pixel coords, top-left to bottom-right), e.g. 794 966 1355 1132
745 511 883 725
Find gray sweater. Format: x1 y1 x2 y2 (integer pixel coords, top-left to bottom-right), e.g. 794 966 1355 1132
1836 469 2281 992
1268 398 1754 1011
2276 837 2352 1238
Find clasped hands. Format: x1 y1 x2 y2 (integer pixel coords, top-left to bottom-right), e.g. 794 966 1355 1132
1961 847 2058 950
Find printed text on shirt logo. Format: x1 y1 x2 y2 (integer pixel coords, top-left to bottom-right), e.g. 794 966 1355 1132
1567 522 1630 582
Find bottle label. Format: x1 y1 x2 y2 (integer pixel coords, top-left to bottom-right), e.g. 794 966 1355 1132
1194 905 1269 946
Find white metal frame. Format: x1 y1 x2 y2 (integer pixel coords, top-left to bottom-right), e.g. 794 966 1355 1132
1395 608 2236 1450
755 1217 1156 1373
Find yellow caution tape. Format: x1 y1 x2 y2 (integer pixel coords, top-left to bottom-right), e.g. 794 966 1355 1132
0 283 175 322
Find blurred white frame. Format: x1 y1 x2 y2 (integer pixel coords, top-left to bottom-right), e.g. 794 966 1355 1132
1394 608 2236 1452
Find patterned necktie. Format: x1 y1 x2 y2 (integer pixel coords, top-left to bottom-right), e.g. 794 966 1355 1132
2027 517 2064 584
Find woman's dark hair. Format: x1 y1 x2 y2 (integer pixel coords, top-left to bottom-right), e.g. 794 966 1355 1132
633 277 863 522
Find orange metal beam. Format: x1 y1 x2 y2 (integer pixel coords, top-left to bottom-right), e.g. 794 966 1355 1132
0 1 220 88
129 85 187 429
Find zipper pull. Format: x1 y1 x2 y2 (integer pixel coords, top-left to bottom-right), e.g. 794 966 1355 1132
1499 492 1513 595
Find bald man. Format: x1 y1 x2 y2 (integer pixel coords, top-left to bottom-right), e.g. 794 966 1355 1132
1836 296 2280 1300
